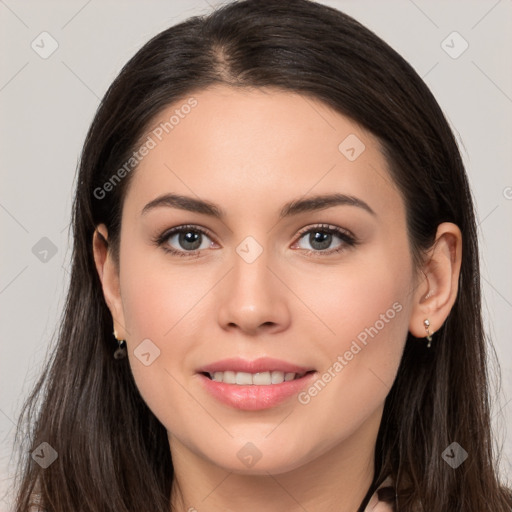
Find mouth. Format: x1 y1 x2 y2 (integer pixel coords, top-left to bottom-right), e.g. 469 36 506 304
196 358 317 410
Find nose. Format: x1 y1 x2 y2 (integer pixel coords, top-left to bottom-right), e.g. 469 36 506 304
216 248 291 336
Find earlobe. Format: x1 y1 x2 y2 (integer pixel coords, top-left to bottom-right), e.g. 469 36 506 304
92 224 127 340
408 222 462 344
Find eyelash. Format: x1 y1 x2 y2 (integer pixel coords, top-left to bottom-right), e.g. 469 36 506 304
153 223 358 258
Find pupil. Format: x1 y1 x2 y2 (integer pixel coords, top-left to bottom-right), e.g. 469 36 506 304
180 231 201 250
310 231 331 250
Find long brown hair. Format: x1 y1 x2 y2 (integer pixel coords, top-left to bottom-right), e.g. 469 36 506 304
14 0 511 510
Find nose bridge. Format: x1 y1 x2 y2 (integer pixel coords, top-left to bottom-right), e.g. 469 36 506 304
230 238 275 309
232 241 270 296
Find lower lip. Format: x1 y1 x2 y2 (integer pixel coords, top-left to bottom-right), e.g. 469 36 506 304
198 372 317 411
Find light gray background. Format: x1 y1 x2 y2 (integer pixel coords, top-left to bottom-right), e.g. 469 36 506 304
1 0 511 508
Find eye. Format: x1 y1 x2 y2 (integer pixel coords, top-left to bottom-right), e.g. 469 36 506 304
154 225 215 257
154 223 357 258
292 224 357 256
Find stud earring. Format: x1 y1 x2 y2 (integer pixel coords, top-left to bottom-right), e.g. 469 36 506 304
113 329 127 359
423 319 433 348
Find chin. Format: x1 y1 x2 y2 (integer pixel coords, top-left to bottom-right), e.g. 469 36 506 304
198 437 318 476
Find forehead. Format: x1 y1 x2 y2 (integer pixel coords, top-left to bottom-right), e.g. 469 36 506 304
123 85 402 220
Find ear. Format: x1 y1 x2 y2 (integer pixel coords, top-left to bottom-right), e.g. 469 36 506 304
408 222 462 340
92 224 128 340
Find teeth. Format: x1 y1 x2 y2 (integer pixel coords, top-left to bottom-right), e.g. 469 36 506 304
236 372 253 385
209 370 305 385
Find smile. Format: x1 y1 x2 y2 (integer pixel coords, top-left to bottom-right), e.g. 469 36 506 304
196 358 318 410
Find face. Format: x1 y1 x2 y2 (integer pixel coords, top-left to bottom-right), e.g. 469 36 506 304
106 85 418 474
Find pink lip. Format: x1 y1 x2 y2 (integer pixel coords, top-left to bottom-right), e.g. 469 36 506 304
196 357 317 411
197 357 313 374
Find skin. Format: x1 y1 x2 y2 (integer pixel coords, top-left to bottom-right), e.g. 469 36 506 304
93 85 462 512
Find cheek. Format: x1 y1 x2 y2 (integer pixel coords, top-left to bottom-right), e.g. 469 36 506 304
305 278 410 404
297 245 412 353
119 246 205 340
322 272 410 351
116 242 221 422
292 248 413 433
292 246 413 407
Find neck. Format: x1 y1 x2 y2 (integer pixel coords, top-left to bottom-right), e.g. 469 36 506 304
169 408 381 512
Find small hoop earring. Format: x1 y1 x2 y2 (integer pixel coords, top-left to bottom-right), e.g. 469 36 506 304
423 319 433 348
113 330 127 359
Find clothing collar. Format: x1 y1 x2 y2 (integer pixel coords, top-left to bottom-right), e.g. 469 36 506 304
363 475 395 511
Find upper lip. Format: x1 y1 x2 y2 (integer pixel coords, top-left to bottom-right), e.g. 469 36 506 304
197 357 314 374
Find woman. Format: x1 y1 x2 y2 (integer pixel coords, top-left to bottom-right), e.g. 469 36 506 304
14 0 512 510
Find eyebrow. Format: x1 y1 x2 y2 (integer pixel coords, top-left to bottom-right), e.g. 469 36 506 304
141 192 376 219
